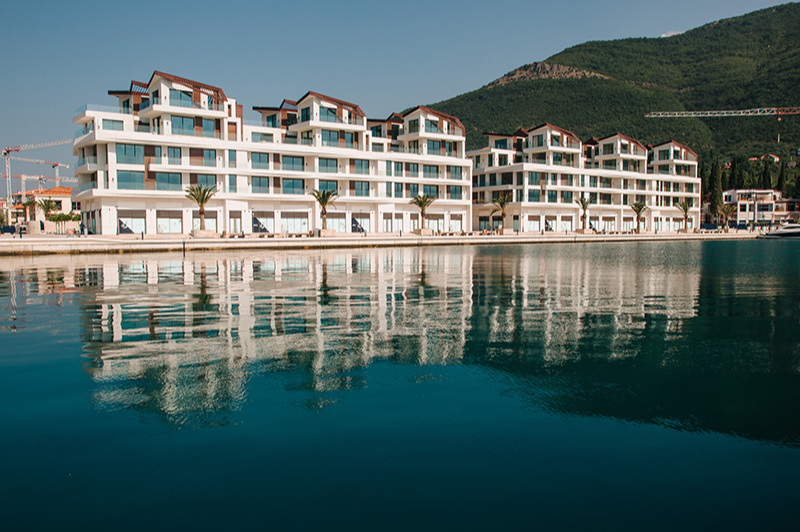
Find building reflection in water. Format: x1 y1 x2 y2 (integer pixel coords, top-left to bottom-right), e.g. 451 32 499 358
1 242 798 443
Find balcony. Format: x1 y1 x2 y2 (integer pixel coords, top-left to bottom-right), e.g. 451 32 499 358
74 104 133 118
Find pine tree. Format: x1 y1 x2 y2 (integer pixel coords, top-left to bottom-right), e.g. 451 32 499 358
760 161 772 190
777 161 786 195
709 157 723 220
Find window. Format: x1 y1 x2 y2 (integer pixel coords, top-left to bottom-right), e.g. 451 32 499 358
551 133 562 147
446 142 453 156
408 119 419 133
659 149 670 160
449 166 462 180
449 186 461 199
371 125 383 137
168 147 181 165
252 176 269 193
319 158 337 173
659 165 670 175
489 173 497 186
498 154 508 166
479 174 486 187
423 165 438 178
423 185 438 197
319 180 337 192
322 130 338 147
494 139 508 149
394 162 403 177
532 153 546 164
197 174 216 188
427 140 440 154
117 171 144 190
425 119 439 133
169 89 193 108
353 160 369 175
228 175 237 193
394 183 403 198
155 172 181 191
282 178 304 194
603 143 614 155
385 161 392 176
548 190 557 203
603 160 616 170
553 153 563 166
320 107 336 122
203 149 216 167
284 156 304 171
409 184 418 197
171 115 194 136
300 107 310 122
266 114 278 127
252 132 273 143
528 189 540 202
354 181 369 197
531 134 544 147
202 119 215 138
102 119 123 131
529 172 542 185
407 163 418 177
502 172 513 185
252 153 269 169
372 143 383 152
228 150 236 167
561 191 573 203
344 132 354 148
116 144 144 165
589 176 598 187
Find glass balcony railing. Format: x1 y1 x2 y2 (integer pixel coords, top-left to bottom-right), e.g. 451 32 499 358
77 181 97 193
74 104 133 117
138 97 160 111
74 124 95 138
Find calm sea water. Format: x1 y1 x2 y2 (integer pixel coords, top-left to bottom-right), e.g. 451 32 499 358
1 240 799 530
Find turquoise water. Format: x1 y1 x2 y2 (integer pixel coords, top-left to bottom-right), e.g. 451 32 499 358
1 240 799 530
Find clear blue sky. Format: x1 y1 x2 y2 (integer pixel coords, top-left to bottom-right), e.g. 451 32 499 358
0 0 789 196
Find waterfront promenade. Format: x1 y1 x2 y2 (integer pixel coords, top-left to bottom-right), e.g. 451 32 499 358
0 230 758 256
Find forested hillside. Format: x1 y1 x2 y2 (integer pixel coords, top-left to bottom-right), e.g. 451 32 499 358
430 2 800 163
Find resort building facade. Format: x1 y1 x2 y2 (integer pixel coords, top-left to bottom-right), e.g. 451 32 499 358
721 188 797 225
467 125 701 233
73 71 472 236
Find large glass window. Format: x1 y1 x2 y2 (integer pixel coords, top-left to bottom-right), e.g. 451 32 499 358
409 184 418 197
394 183 403 198
659 149 670 160
102 119 123 131
203 149 216 167
319 180 337 192
449 186 461 199
252 132 273 143
449 166 462 180
117 171 144 190
353 160 369 175
427 140 440 154
394 162 403 177
202 119 215 138
603 143 614 155
344 132 354 148
494 139 508 149
320 107 336 122
284 156 304 171
528 189 541 202
282 178 304 194
252 152 269 169
171 115 194 136
423 185 438 197
228 175 237 193
252 176 269 193
319 158 337 173
155 172 182 191
423 165 439 178
321 130 338 147
408 119 419 133
168 147 181 165
547 190 558 203
197 174 216 188
354 181 369 197
300 107 310 122
407 163 418 177
116 144 144 165
265 115 278 127
169 89 193 108
425 119 439 133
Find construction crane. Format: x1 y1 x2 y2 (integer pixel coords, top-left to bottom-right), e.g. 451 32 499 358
646 107 800 118
9 156 70 191
2 139 72 219
645 107 800 143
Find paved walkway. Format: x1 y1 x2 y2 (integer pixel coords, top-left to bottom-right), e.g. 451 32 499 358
0 230 760 256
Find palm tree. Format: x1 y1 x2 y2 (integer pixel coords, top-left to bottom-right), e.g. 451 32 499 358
37 199 58 221
310 189 338 231
718 204 736 232
676 200 692 233
185 184 217 231
410 194 436 232
490 192 512 232
629 201 649 234
23 198 36 222
575 195 590 231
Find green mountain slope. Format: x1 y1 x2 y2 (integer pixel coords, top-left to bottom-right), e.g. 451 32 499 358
430 3 800 159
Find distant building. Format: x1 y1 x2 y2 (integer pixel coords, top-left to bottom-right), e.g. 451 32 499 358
721 188 793 224
9 186 77 225
467 127 701 232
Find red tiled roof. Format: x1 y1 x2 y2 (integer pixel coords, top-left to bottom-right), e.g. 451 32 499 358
149 70 227 101
297 91 366 117
597 132 647 150
403 106 465 131
529 123 581 144
652 140 697 158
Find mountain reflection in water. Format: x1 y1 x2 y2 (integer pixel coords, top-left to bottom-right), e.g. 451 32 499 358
2 241 799 444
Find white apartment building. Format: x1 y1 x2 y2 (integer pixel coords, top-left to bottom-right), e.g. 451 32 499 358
73 71 472 236
722 188 791 225
468 125 701 233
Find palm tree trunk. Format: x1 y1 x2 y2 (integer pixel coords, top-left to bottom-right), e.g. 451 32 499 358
199 207 205 231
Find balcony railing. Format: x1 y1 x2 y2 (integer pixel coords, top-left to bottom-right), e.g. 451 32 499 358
74 104 133 118
74 124 95 138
